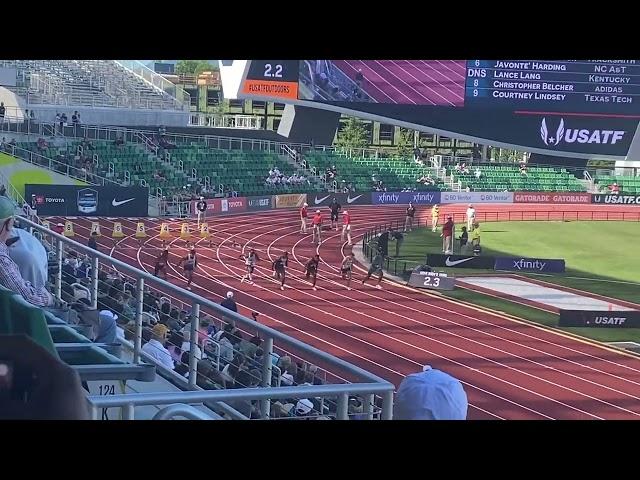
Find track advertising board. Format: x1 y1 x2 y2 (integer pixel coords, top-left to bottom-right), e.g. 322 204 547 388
191 197 247 217
26 184 149 217
591 194 640 205
308 192 371 207
228 60 640 158
407 270 456 291
559 310 640 328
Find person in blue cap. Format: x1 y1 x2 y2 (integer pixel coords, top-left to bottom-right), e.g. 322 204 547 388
394 365 468 420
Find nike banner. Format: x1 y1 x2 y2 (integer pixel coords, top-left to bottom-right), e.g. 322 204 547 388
371 191 441 205
558 310 640 328
26 184 149 217
308 192 371 207
426 253 496 269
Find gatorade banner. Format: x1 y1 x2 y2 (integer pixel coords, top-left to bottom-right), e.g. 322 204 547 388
275 193 307 209
180 223 191 239
514 192 591 204
200 223 210 237
25 185 149 217
159 223 171 238
63 221 74 237
135 222 147 238
112 222 124 238
190 197 247 218
91 222 102 236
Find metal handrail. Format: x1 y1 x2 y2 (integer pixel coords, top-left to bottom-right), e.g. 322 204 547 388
152 404 220 420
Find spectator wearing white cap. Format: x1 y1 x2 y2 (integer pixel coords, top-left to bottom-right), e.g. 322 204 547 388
295 398 314 417
0 197 53 307
394 365 468 420
220 290 237 315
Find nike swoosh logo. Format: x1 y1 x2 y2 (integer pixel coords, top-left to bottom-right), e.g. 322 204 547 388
314 195 330 205
347 194 363 204
112 198 135 207
445 257 474 267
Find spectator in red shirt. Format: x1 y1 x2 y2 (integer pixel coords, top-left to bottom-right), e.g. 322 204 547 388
609 182 620 195
441 216 454 254
312 210 323 245
300 202 308 233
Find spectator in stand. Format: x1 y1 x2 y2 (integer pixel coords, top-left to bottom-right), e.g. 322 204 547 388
92 310 118 344
519 161 528 176
221 291 237 314
441 216 454 254
461 163 470 174
87 231 99 252
0 197 53 307
141 323 174 371
0 102 5 121
474 167 482 179
609 182 620 195
395 365 468 420
114 134 125 147
7 227 48 291
454 162 461 173
413 147 421 161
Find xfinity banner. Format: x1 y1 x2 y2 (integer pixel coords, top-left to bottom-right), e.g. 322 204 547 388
494 257 566 273
559 310 640 328
440 192 514 204
426 254 496 270
26 184 149 217
592 194 640 205
371 191 441 205
309 192 371 207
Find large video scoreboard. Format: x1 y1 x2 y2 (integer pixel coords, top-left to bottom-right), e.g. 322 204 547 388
225 60 640 159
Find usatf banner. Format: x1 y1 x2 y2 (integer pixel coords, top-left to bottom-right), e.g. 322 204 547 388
591 194 640 205
558 310 640 328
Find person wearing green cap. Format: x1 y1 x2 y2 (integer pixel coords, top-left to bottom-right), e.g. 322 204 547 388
0 196 53 307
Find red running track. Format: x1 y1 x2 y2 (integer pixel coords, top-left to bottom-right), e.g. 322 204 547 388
51 204 640 420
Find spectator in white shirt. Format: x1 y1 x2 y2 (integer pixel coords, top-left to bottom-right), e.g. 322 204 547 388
474 168 482 179
181 328 203 360
141 324 174 371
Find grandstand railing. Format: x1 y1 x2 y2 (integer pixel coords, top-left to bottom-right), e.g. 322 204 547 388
114 60 191 112
20 217 395 420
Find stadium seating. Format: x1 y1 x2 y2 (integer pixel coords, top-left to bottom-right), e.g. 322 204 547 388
451 165 587 192
305 151 445 192
0 60 182 110
594 176 640 194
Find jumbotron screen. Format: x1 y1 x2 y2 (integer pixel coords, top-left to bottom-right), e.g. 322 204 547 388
231 60 640 158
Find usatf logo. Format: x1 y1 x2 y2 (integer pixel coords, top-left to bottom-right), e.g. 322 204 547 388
540 117 625 147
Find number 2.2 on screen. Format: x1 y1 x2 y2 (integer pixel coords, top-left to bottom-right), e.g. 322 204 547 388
264 63 283 78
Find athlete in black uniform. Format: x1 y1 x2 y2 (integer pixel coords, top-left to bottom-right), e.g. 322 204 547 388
178 248 198 290
305 254 320 291
329 198 342 231
272 252 289 290
362 252 384 289
154 248 169 279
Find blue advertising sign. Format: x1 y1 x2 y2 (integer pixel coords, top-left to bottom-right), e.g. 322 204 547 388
371 191 441 205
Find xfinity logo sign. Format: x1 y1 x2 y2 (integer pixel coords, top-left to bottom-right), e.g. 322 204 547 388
512 259 546 271
377 193 399 204
540 117 625 147
412 193 436 204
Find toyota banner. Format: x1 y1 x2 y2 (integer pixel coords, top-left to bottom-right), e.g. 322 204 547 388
26 184 149 217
